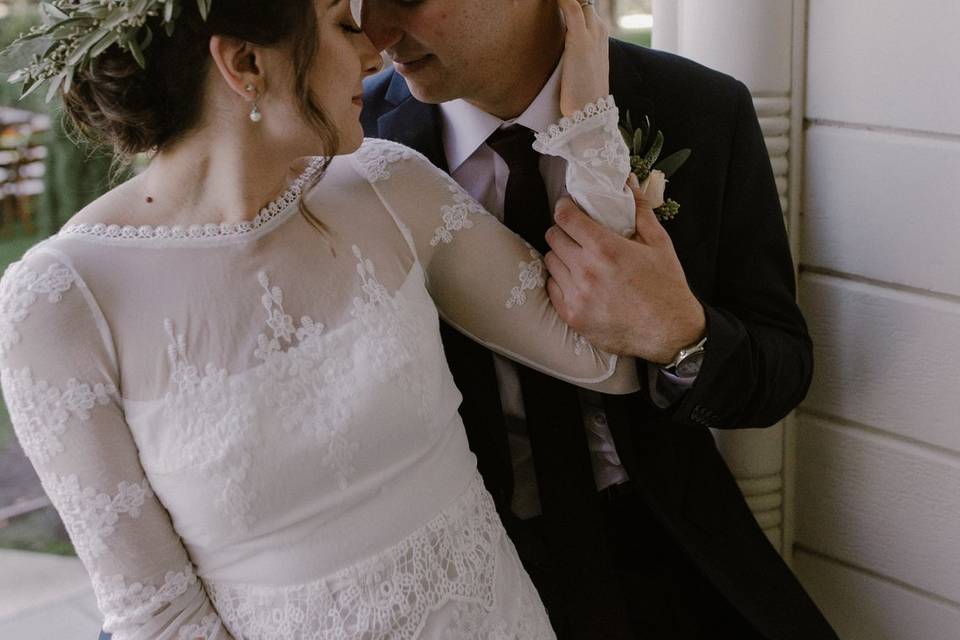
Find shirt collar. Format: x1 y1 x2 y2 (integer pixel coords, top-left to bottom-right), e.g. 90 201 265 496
439 61 563 172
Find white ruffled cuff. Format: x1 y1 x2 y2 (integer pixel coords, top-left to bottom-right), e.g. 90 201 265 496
533 95 619 149
533 95 635 238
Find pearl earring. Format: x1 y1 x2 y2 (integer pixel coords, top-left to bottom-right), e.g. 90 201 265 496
245 83 263 123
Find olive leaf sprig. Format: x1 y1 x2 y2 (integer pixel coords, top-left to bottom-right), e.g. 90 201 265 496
3 0 213 103
619 111 691 221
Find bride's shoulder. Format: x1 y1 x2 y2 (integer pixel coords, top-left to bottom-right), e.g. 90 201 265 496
345 138 439 185
63 173 145 229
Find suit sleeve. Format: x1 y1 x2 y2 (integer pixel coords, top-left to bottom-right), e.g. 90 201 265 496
667 81 813 429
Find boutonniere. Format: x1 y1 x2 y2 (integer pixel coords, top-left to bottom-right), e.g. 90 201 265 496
620 112 691 221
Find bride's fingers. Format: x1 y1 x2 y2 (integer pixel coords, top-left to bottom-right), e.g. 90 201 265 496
583 1 611 41
579 0 598 30
558 0 587 34
556 0 610 115
561 0 609 49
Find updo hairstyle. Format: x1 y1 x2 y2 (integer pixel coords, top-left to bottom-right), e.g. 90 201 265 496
61 0 339 158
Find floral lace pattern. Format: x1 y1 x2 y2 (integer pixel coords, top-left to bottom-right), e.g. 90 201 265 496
0 261 76 356
178 613 223 640
93 563 198 629
207 474 502 640
439 586 554 640
162 319 258 529
430 184 484 246
533 95 630 177
350 246 432 425
440 602 511 640
533 95 633 238
254 271 359 490
1 366 116 464
572 332 589 357
505 250 545 310
42 473 151 565
353 139 420 183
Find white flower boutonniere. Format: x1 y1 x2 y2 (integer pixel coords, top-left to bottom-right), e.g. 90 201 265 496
620 112 691 221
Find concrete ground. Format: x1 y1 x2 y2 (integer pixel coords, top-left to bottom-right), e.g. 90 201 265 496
0 549 102 639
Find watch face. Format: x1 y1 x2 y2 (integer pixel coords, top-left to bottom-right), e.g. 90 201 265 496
676 352 704 378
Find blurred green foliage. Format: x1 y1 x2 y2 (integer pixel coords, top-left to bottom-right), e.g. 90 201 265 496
41 111 125 234
1 6 44 112
2 6 119 235
618 29 652 48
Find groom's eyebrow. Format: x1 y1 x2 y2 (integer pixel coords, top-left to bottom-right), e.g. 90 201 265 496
329 0 344 7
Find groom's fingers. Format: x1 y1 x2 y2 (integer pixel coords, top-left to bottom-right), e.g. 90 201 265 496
543 249 574 294
553 198 604 255
628 178 669 246
546 277 569 320
545 222 583 265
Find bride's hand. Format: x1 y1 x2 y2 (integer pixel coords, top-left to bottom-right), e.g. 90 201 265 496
558 0 610 117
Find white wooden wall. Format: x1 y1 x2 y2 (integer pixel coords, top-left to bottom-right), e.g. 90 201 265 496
652 1 960 637
795 1 960 638
652 0 805 556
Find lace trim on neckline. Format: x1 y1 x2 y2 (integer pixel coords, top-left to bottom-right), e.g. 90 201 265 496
60 157 328 242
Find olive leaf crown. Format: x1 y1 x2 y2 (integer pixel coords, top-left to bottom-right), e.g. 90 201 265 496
2 0 213 102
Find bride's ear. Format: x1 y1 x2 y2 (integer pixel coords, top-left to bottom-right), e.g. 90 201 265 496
209 35 265 100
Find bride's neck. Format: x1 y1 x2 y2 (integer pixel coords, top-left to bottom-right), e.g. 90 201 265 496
136 126 297 227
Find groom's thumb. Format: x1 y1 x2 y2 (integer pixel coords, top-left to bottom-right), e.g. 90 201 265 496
629 174 664 243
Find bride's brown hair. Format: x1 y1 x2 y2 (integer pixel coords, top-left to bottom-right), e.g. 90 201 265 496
62 0 339 160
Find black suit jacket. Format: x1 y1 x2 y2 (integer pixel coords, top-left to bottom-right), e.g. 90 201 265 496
362 39 834 640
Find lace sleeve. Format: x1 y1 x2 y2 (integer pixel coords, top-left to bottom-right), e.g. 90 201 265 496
533 95 635 238
0 248 232 640
353 136 639 395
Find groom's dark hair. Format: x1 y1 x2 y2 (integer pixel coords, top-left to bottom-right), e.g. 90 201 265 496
62 0 339 160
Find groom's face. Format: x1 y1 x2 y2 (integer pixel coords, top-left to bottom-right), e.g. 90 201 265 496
362 0 524 105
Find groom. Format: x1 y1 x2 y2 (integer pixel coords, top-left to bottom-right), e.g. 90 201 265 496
361 1 838 639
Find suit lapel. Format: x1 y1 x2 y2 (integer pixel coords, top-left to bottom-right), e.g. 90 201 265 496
609 39 655 138
375 72 449 172
603 41 662 492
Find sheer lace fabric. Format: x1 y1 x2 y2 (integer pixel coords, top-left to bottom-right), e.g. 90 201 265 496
0 99 636 639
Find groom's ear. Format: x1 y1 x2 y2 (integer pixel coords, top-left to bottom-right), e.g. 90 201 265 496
209 35 265 100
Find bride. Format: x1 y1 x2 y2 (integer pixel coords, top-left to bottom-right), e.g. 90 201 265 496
0 0 655 638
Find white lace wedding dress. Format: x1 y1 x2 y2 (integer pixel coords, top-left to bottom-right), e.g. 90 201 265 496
0 98 638 639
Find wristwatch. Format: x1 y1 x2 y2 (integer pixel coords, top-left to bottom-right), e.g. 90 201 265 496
661 335 707 378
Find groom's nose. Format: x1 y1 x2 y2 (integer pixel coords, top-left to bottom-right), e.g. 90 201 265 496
362 0 405 52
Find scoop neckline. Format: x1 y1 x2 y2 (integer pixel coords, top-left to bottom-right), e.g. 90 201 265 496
59 156 328 245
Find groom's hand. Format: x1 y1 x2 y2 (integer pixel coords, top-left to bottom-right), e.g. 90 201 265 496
543 182 706 364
